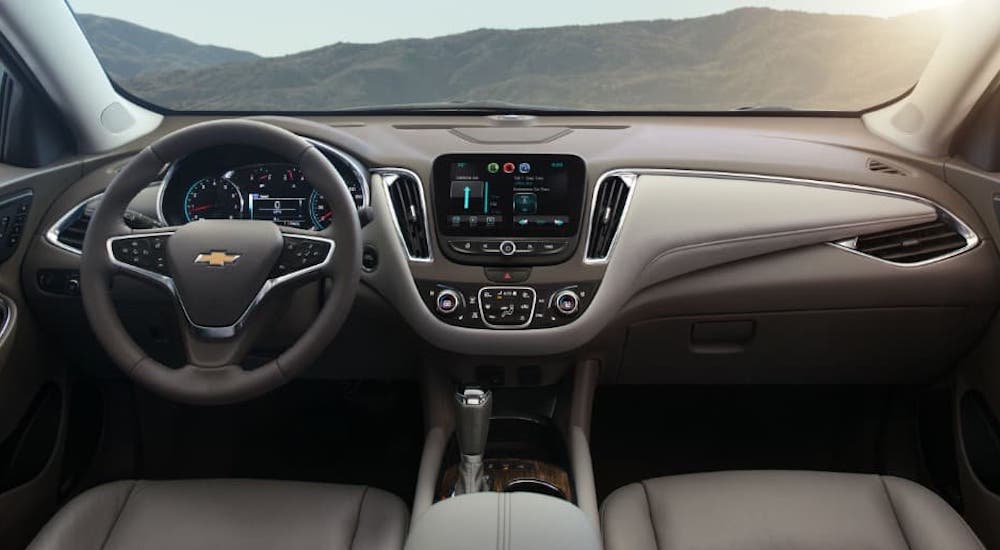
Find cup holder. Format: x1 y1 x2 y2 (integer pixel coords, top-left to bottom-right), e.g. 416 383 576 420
504 479 567 500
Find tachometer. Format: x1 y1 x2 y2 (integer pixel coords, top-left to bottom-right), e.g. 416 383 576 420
183 177 244 221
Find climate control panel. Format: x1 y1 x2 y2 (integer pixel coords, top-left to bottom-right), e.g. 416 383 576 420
415 280 598 330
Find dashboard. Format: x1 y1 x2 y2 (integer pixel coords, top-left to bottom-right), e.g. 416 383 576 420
27 115 998 384
158 141 369 230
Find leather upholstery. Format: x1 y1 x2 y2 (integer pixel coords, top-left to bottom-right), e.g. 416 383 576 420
27 479 408 550
404 492 601 550
601 470 984 550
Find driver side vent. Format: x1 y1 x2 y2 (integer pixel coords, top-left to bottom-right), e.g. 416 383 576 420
56 207 94 252
385 172 430 260
843 218 971 264
48 193 164 254
586 174 634 261
51 196 102 253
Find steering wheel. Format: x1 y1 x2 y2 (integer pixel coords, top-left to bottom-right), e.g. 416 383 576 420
80 120 362 405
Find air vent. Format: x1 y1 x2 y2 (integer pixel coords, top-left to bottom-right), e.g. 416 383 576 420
384 172 431 260
47 194 162 254
866 158 907 176
57 210 92 251
47 196 102 253
586 174 634 261
840 218 971 264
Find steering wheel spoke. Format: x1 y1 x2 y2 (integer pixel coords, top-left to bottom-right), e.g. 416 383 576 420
271 227 336 282
179 323 254 368
108 229 177 284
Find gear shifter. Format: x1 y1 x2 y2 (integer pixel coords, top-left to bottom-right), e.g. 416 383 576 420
453 387 492 494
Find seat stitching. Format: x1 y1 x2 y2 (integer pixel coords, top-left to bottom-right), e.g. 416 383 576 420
347 486 370 550
97 481 138 550
879 476 913 550
639 481 663 550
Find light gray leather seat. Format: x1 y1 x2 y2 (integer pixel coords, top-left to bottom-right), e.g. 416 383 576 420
601 470 984 550
27 479 408 550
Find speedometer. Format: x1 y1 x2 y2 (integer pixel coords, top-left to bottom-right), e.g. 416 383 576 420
307 176 364 230
183 177 243 221
309 190 332 229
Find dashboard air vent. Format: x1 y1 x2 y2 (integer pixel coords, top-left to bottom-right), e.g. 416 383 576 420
52 197 101 253
385 172 431 260
57 211 92 251
845 218 970 264
47 193 163 254
586 174 634 261
866 158 907 176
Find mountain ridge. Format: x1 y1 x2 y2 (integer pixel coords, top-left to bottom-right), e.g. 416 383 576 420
79 8 942 111
76 13 259 80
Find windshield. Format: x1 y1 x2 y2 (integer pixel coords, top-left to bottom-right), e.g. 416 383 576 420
68 0 954 113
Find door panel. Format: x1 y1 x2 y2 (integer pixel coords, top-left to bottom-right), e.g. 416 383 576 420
0 158 87 549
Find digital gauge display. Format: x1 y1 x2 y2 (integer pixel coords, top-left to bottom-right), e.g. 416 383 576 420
176 163 363 230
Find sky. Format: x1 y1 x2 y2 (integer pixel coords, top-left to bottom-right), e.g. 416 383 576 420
67 0 958 57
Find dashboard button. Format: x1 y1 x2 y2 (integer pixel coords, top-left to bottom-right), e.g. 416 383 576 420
538 241 567 254
449 240 475 253
499 240 516 256
481 241 502 253
484 267 530 284
516 241 536 253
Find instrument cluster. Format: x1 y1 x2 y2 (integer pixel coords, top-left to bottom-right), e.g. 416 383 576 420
158 142 368 230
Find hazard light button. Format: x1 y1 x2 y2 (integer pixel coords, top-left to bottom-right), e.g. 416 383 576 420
484 267 531 284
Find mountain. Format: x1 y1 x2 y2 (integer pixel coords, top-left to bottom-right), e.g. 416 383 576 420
82 8 942 111
76 14 259 80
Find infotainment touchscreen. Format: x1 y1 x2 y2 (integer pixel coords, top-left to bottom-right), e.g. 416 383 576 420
432 154 585 237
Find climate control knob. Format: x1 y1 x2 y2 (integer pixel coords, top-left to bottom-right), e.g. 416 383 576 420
553 289 580 316
435 289 462 316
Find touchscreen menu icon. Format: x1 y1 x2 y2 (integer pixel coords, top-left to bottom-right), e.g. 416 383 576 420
513 193 538 214
451 181 484 210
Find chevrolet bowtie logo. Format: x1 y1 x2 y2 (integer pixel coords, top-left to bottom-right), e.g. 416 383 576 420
194 251 241 267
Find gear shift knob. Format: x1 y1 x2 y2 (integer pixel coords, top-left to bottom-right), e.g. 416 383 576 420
453 388 492 494
455 388 492 457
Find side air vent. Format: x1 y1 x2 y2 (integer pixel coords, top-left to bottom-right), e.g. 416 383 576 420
866 158 907 176
586 174 635 261
836 217 974 265
46 193 163 254
384 171 431 260
47 196 102 253
57 209 93 251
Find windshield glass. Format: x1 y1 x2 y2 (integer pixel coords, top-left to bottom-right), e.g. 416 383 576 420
68 0 954 113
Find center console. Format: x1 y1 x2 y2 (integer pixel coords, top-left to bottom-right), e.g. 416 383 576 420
416 154 599 330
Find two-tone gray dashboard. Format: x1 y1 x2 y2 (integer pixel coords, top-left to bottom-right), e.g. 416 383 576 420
21 114 1000 382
